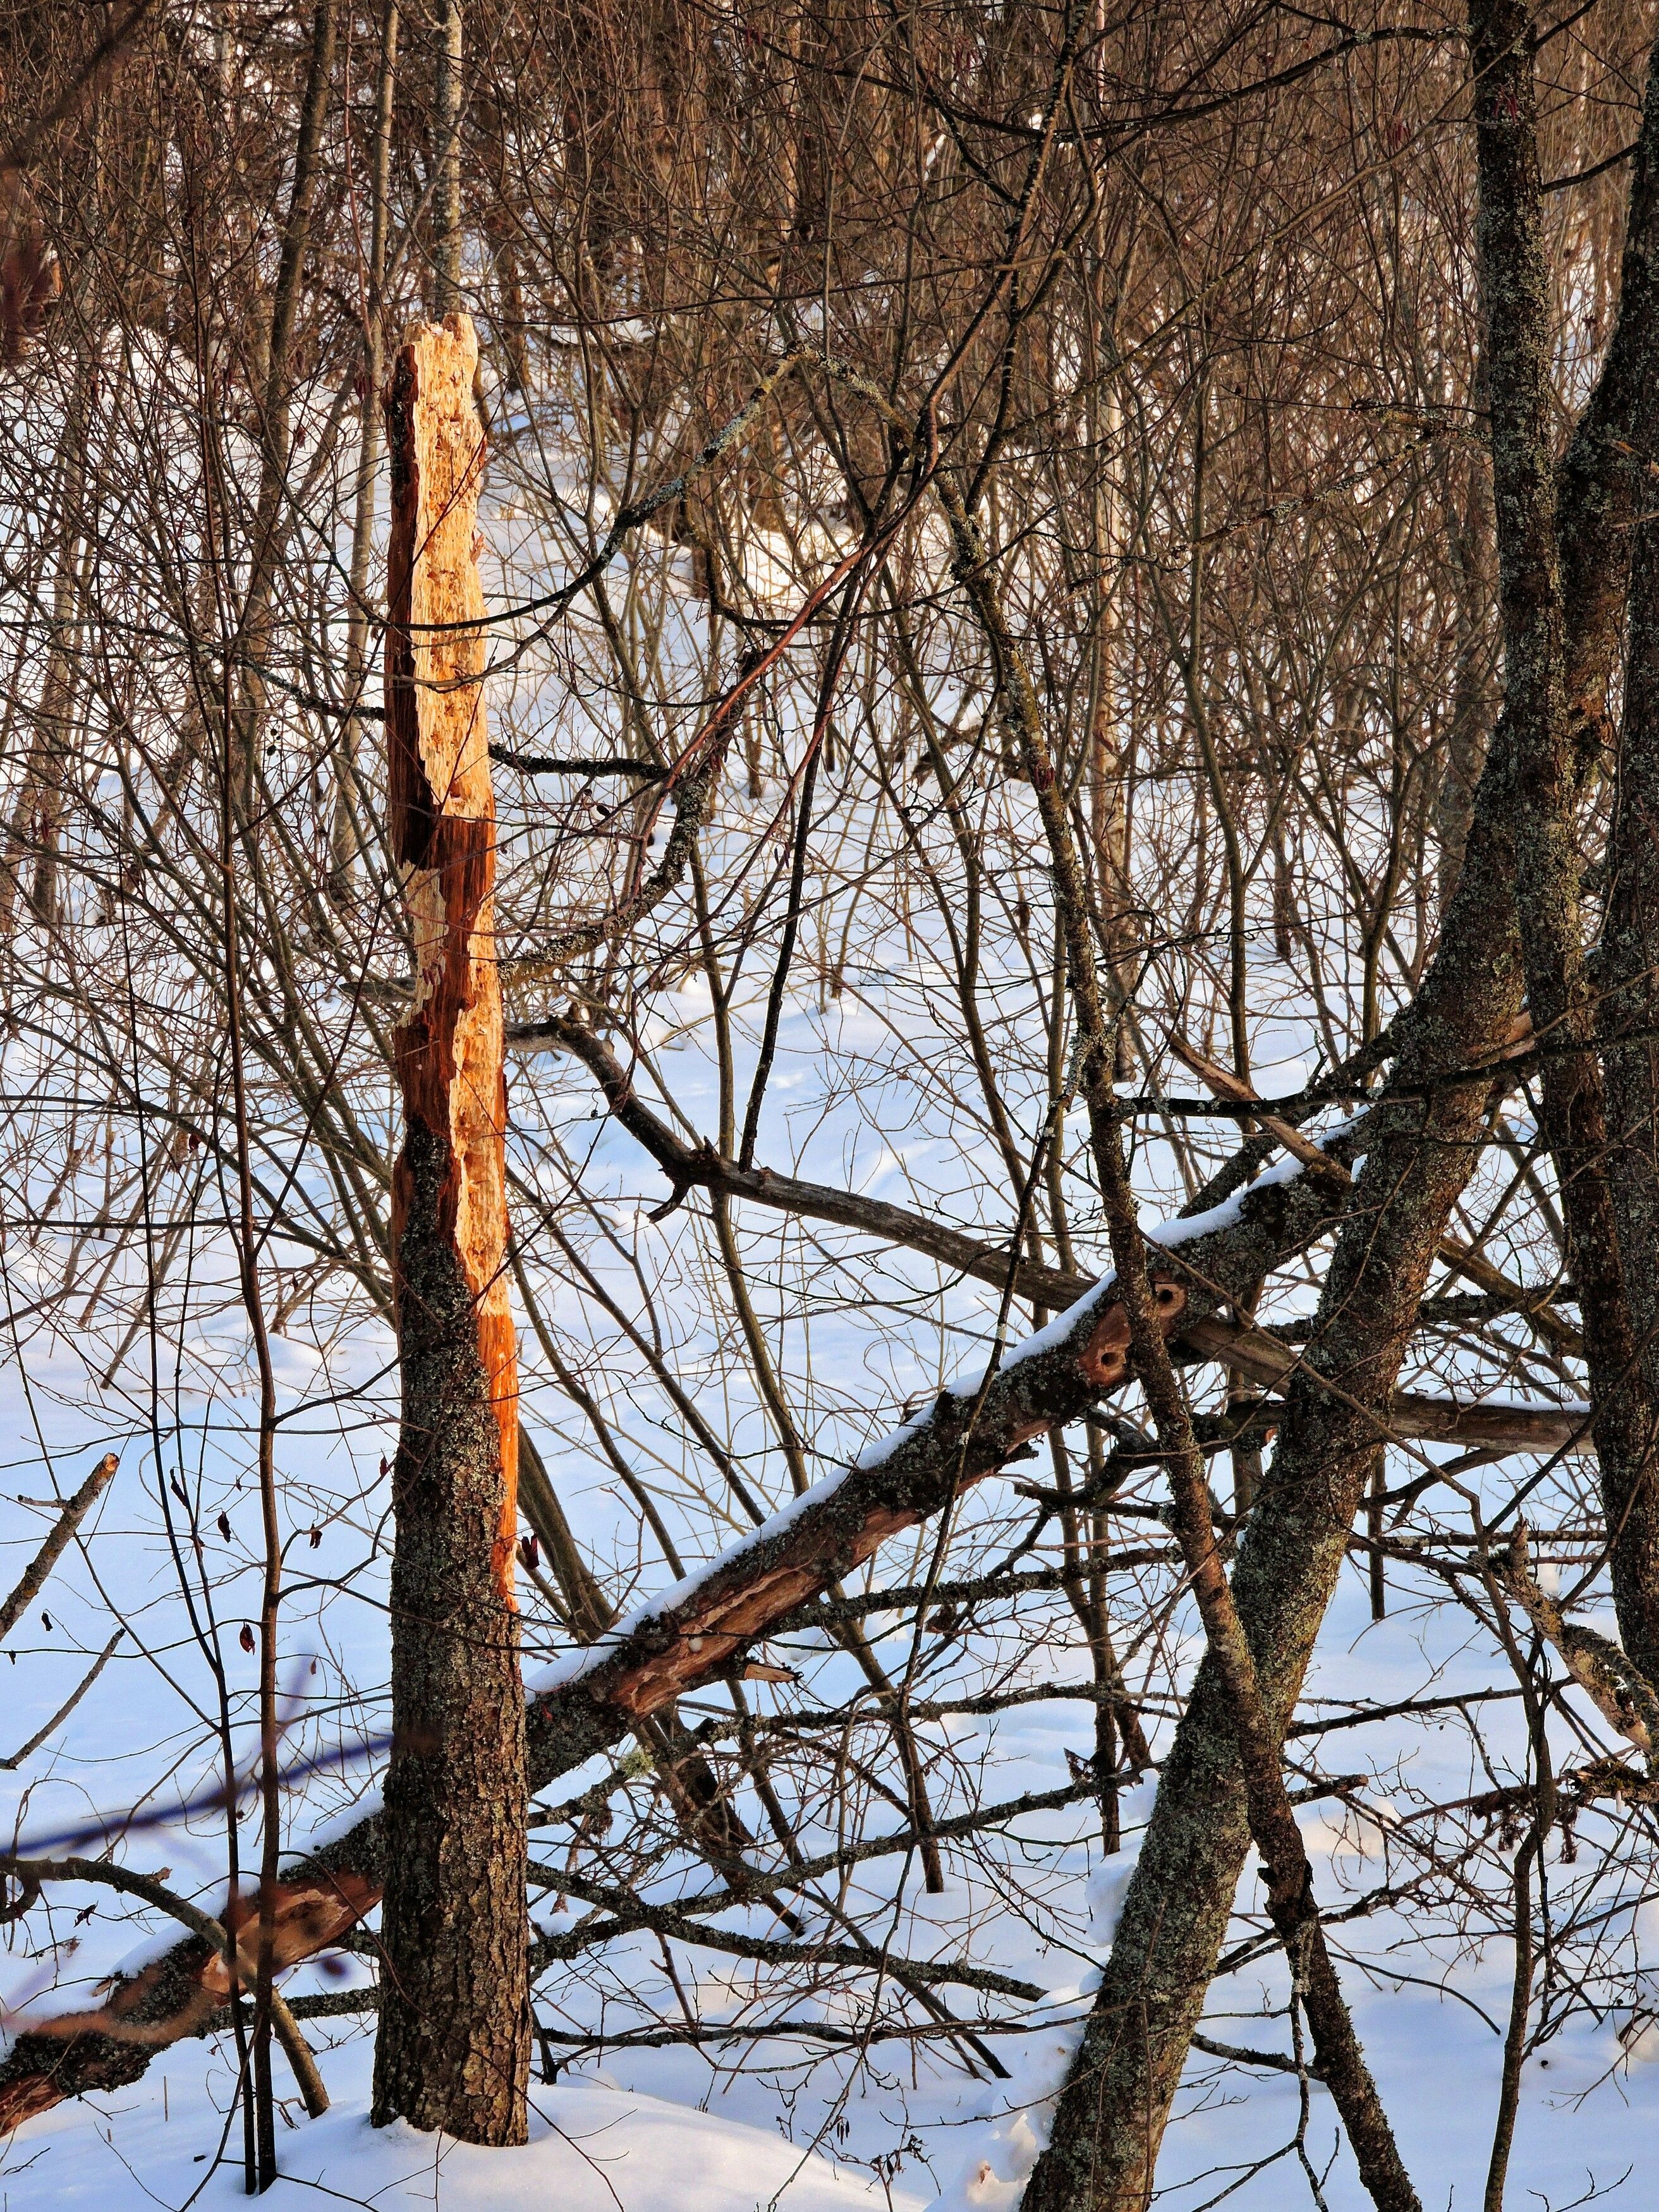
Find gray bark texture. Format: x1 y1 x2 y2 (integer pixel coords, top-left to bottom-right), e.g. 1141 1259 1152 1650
1603 315 1659 1639
1574 49 1659 1689
370 1127 531 2141
1017 22 1659 2209
1473 1 1659 1706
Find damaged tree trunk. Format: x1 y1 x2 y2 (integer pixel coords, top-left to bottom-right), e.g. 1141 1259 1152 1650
370 313 530 2146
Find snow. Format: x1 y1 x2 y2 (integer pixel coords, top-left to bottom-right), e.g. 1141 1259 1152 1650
0 1077 1641 2212
1 2042 925 2212
923 2007 1088 2212
0 446 1641 2212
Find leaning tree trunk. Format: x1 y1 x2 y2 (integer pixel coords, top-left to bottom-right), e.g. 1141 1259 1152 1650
1019 23 1659 2206
370 313 530 2147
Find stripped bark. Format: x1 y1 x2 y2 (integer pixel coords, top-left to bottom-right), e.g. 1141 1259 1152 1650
1 348 1640 2159
0 1069 1598 2134
369 314 528 2146
0 1857 327 2118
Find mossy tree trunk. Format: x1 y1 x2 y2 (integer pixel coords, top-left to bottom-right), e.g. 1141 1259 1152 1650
1019 21 1659 2206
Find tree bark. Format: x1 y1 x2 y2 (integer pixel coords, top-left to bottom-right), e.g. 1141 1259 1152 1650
431 0 464 317
1018 29 1659 2208
1020 783 1526 2212
0 1096 1588 2130
943 449 1421 2209
1576 47 1659 1690
331 0 399 897
1093 1117 1421 2212
1467 1 1659 1706
368 313 529 2147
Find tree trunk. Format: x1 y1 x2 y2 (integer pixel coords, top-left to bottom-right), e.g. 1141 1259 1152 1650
331 0 399 899
1598 59 1659 1682
431 0 465 318
370 313 529 2147
1020 774 1525 2212
1018 25 1659 2206
0 358 92 937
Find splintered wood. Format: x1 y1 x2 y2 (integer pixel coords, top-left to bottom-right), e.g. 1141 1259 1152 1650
382 312 518 1596
375 312 530 2144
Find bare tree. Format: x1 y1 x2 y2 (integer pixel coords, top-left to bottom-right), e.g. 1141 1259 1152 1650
1 9 1658 2210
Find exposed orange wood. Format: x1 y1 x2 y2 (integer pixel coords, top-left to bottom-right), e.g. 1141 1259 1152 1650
383 311 518 1603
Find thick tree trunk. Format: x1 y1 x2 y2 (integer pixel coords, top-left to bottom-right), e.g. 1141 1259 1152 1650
1565 47 1659 1690
1019 27 1659 2208
1019 855 1521 2212
1095 1117 1421 2212
368 313 529 2146
1468 1 1659 1706
1600 517 1659 1665
1434 427 1495 918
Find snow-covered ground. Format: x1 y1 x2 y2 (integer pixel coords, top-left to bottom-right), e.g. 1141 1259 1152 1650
6 1469 1658 2212
4 2045 925 2212
8 1803 1659 2212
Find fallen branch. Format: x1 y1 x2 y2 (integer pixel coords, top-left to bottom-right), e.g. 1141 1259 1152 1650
1 1857 327 2118
0 1132 1357 2127
0 1454 117 1646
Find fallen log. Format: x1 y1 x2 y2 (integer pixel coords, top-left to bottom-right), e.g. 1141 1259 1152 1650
0 1126 1359 2130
